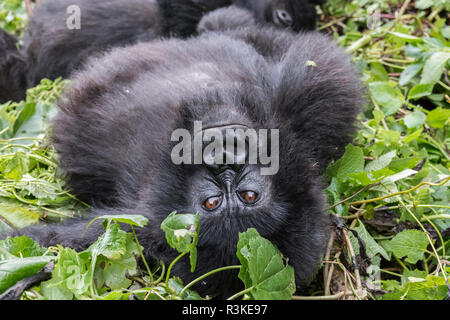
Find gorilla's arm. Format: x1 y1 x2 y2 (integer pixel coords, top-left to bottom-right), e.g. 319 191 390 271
0 29 27 103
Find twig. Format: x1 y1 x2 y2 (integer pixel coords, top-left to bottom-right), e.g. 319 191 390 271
348 176 450 206
24 0 32 17
323 231 335 295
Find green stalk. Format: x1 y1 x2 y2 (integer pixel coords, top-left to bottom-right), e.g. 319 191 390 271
179 265 241 297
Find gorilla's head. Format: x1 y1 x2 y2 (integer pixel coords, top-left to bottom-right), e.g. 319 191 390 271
233 0 323 31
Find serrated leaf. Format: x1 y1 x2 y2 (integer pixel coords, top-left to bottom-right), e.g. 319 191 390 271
93 233 139 290
334 145 365 183
365 150 397 172
85 222 128 260
0 235 47 260
160 212 200 272
236 228 296 300
383 230 429 264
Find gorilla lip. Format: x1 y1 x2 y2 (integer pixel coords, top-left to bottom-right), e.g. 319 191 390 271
171 121 280 176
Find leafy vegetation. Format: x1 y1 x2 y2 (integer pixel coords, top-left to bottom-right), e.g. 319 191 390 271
0 0 449 300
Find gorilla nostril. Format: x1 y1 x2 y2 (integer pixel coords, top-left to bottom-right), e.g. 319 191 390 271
275 9 293 26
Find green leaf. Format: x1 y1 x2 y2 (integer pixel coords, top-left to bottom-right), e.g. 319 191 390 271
403 110 427 128
84 215 148 235
236 228 296 300
3 152 30 181
0 236 47 260
382 275 448 300
92 233 139 290
368 82 404 115
383 230 429 264
349 221 390 260
426 107 450 128
365 150 396 172
408 83 434 100
415 0 434 9
45 248 91 296
160 212 200 272
399 63 424 86
420 52 450 84
336 145 365 182
0 256 54 294
0 203 40 229
388 32 423 44
85 222 128 260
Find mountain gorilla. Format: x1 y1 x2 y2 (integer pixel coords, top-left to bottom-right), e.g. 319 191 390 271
0 29 27 103
2 9 362 298
0 0 326 103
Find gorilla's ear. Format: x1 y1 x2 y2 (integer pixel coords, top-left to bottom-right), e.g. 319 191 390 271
197 6 256 34
274 32 364 172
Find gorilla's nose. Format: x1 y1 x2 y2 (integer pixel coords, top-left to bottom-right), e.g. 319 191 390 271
274 9 293 27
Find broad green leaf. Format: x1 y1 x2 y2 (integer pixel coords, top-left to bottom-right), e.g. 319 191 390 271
3 152 30 181
92 233 139 290
85 214 149 232
349 221 390 260
160 212 200 272
0 204 40 229
0 256 54 294
327 145 365 183
414 0 433 9
408 83 434 100
388 32 423 44
347 168 393 186
382 275 448 300
399 63 424 86
383 230 429 264
49 248 91 296
0 235 47 260
420 52 450 84
85 222 128 260
236 228 296 300
365 150 396 172
403 110 427 128
368 82 404 115
426 107 450 128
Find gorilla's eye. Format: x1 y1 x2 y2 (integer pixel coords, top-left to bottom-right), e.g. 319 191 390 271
203 196 222 210
239 191 258 204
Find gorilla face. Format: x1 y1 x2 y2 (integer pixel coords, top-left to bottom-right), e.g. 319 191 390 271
234 0 318 31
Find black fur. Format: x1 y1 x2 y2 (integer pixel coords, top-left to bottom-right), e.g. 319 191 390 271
4 19 362 298
0 29 27 104
0 0 325 103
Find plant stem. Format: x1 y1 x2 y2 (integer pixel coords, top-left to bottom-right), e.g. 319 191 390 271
179 265 241 297
165 251 188 290
227 286 254 300
131 225 153 283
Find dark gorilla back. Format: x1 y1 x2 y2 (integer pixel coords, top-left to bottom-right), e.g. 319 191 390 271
5 21 362 298
0 29 27 103
23 0 324 86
